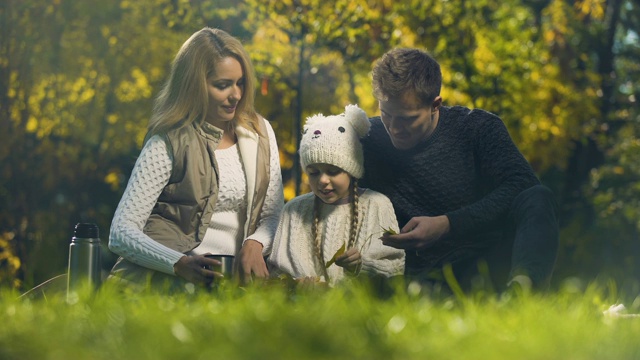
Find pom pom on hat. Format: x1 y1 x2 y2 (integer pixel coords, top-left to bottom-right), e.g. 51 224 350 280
344 104 371 137
300 104 370 179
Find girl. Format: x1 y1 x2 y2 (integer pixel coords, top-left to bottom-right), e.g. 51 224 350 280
268 105 404 286
107 28 284 290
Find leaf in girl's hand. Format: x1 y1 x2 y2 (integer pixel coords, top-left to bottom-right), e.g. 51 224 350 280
381 226 398 235
325 243 346 268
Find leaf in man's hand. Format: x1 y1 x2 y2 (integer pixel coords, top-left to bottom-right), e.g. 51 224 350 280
325 243 346 268
381 226 397 235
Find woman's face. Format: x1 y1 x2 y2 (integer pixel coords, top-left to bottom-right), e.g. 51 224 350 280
306 163 351 204
206 56 244 127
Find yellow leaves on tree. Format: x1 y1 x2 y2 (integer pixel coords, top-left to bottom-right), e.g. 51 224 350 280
115 68 153 102
0 233 21 289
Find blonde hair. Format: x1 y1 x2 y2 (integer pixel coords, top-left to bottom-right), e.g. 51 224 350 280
147 27 260 137
312 178 360 281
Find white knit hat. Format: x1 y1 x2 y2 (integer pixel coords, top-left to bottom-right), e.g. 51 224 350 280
300 104 371 179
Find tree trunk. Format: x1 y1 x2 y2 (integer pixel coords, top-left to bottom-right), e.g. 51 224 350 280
561 0 623 223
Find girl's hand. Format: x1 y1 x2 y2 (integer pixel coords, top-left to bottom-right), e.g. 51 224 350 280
335 247 362 274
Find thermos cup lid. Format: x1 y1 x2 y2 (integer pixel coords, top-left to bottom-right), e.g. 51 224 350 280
74 223 99 238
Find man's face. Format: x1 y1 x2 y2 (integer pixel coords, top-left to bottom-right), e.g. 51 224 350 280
379 92 441 150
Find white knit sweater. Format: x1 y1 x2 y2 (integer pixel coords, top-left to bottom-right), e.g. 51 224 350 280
109 121 283 276
191 144 247 256
268 190 405 285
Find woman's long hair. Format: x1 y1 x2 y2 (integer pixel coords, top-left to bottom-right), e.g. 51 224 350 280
147 27 260 138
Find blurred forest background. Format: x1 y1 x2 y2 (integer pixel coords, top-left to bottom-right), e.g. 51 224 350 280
1 0 639 292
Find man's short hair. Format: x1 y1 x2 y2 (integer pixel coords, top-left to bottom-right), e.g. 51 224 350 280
372 48 442 106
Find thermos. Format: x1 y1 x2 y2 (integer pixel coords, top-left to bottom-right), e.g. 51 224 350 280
67 223 102 296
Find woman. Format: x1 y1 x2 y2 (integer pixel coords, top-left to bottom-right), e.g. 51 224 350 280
108 27 284 290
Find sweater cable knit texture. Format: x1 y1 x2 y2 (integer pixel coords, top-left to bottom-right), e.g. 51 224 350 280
192 144 247 256
268 190 405 286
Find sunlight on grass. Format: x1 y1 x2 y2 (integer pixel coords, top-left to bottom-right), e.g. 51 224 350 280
1 279 639 359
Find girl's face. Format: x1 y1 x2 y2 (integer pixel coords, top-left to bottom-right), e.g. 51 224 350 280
306 163 351 204
206 56 244 127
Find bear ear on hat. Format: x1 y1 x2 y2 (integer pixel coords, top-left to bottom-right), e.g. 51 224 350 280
303 113 324 133
344 104 371 138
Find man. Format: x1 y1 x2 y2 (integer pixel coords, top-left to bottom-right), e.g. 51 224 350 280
361 48 558 292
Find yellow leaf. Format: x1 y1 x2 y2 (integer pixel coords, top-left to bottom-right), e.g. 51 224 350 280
26 116 38 133
381 226 397 235
325 243 346 268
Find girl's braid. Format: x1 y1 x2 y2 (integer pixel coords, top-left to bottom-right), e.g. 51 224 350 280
312 196 329 280
347 178 360 249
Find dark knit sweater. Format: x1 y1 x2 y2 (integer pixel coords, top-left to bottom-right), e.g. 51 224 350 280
361 106 540 275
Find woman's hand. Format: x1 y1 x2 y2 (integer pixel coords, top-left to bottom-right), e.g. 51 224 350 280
173 255 224 287
335 247 362 274
235 239 269 285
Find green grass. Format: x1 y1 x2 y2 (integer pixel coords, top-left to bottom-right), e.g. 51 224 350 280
1 279 639 360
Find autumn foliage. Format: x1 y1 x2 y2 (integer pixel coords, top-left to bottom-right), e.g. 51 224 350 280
1 0 638 291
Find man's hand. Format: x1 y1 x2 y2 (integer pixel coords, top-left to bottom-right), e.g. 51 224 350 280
335 247 362 274
235 239 269 284
173 255 223 287
381 215 450 250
